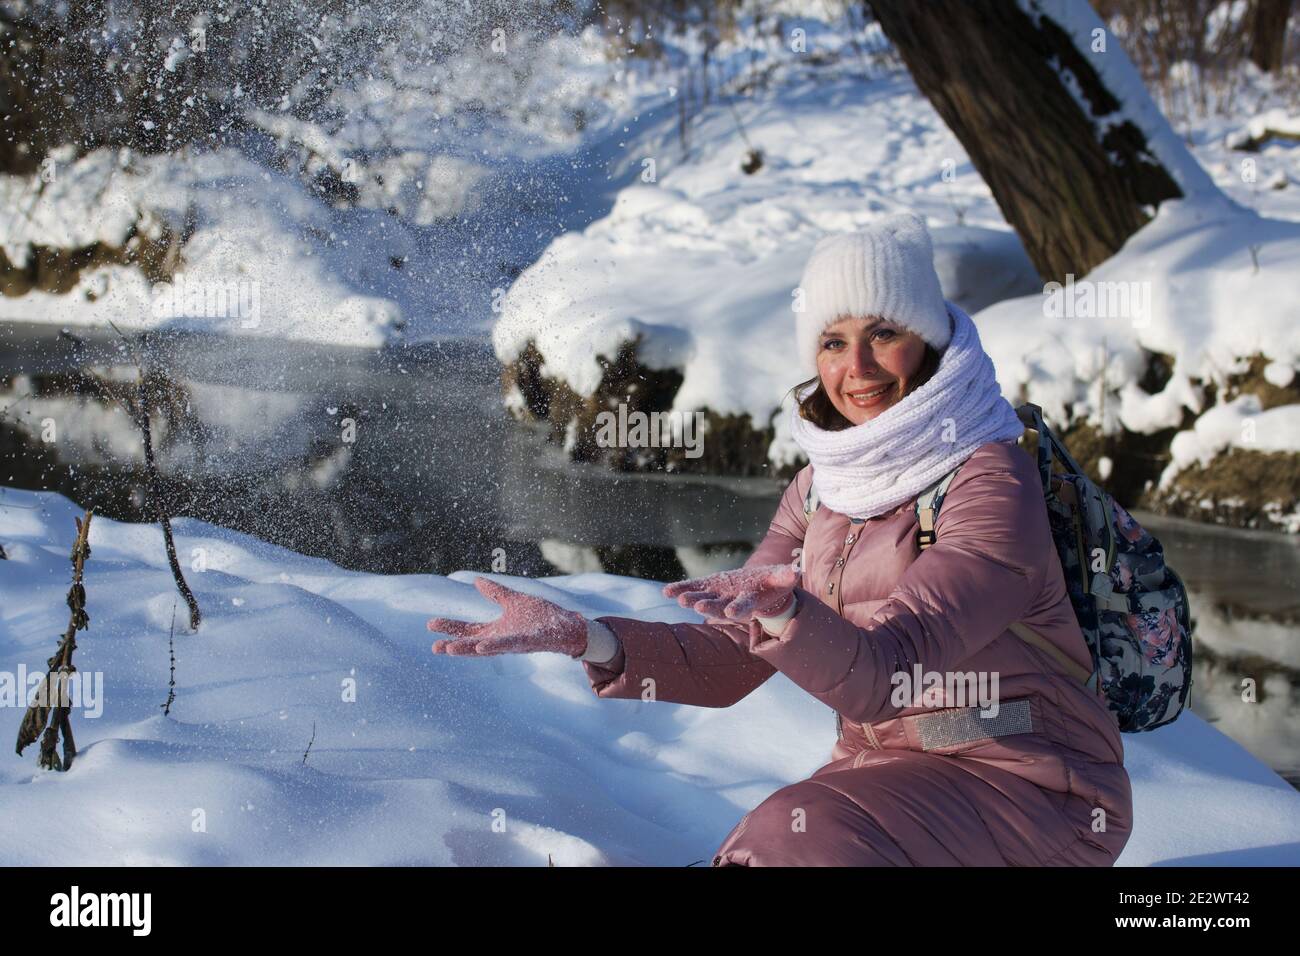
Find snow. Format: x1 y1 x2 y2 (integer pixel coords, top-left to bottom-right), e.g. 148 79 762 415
1265 361 1296 389
930 225 1041 314
976 199 1300 461
1161 395 1300 479
0 17 634 346
0 148 404 346
1 486 1297 866
1225 109 1300 150
1 148 141 265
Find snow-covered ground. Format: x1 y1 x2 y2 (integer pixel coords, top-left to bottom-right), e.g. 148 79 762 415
1 487 1297 866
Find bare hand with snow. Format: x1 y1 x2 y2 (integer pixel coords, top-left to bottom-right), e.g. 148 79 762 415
663 564 799 623
429 577 588 658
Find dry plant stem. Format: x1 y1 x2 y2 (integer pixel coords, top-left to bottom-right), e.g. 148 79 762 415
134 373 201 630
105 320 202 630
16 509 93 770
161 601 177 716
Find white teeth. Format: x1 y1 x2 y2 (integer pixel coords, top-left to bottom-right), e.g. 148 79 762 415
852 384 891 400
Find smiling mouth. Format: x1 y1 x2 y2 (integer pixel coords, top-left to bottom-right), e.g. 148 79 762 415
846 382 895 408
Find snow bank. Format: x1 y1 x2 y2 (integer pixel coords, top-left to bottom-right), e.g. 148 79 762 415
0 17 631 346
975 199 1300 463
1 487 1296 866
1224 108 1300 151
931 225 1041 314
1163 395 1300 476
0 148 404 346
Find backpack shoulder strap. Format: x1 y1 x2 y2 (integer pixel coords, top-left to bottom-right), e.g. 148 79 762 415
1009 622 1096 688
803 471 820 517
915 468 960 551
912 442 1101 693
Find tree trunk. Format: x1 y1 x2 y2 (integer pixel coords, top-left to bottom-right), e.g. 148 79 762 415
1249 0 1292 73
868 0 1197 282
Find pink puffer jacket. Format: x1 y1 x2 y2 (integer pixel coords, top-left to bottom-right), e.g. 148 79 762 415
583 439 1133 865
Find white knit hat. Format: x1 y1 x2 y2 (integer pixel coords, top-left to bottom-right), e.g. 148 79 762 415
795 212 952 376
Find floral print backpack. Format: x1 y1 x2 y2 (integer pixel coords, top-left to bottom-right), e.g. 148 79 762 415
915 403 1194 733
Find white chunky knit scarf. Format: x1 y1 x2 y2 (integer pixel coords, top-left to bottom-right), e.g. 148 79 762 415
789 300 1024 520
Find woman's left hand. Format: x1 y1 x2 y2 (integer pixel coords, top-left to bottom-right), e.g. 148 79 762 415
428 577 588 658
663 563 799 623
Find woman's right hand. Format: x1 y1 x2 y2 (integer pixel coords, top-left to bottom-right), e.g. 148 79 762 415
663 563 800 623
428 577 588 658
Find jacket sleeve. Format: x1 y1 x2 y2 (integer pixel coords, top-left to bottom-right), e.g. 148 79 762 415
741 453 1047 726
581 465 813 707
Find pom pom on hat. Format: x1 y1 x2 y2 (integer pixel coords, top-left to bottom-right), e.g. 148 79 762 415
795 212 952 376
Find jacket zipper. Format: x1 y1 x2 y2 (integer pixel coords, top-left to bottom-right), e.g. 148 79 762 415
840 518 883 751
824 516 882 753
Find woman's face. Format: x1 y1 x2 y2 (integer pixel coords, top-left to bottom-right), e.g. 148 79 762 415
816 316 928 425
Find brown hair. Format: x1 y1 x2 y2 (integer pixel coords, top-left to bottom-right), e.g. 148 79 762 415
789 342 943 431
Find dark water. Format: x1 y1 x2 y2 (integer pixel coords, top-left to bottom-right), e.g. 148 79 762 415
1129 511 1300 789
1 322 1297 787
0 322 781 581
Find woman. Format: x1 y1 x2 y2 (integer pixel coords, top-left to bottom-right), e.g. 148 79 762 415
429 212 1133 866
